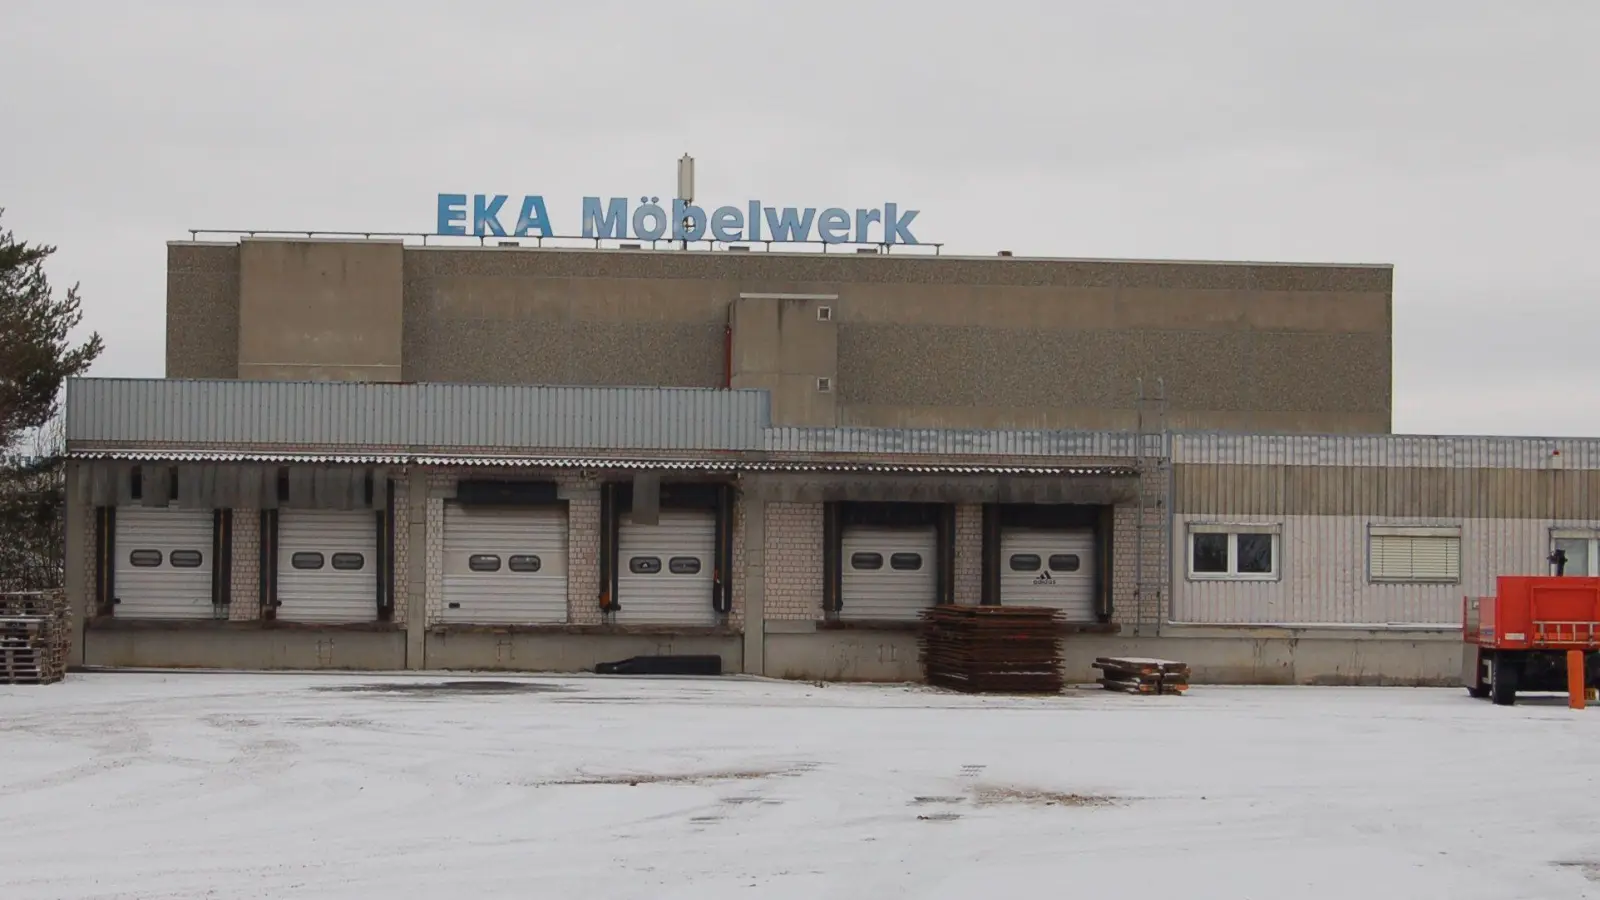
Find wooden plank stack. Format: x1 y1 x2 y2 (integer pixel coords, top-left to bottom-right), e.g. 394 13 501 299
1092 656 1190 695
919 605 1065 694
0 591 70 685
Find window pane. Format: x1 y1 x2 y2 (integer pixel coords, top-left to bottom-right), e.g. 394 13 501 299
889 552 922 571
1047 554 1080 572
169 550 203 568
508 554 541 573
290 552 324 570
629 556 661 575
1554 538 1589 577
466 554 500 573
129 549 163 568
850 552 883 570
1191 534 1228 573
668 556 701 575
1009 553 1041 572
1236 533 1273 575
331 552 365 571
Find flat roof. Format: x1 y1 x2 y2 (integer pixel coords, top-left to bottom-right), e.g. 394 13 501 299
169 230 1392 270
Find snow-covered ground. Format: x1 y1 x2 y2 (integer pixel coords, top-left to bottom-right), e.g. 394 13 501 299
3 674 1599 900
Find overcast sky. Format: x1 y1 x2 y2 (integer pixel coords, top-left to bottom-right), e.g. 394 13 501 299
3 1 1597 436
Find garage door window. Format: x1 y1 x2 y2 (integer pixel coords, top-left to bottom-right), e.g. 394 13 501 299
466 553 501 573
1188 526 1278 581
290 552 325 570
1009 554 1041 572
668 556 701 575
1047 554 1080 572
850 552 884 570
331 552 366 571
129 549 163 567
889 552 923 571
168 549 203 568
629 556 662 575
508 554 542 573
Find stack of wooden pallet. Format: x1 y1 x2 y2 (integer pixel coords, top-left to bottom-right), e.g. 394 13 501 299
1092 656 1189 695
0 591 69 685
919 605 1065 694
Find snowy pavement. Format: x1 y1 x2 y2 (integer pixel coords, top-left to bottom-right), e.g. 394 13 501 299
3 673 1599 900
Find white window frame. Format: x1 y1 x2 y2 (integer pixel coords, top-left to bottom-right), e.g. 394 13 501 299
1550 528 1600 577
1366 525 1462 584
1186 523 1281 582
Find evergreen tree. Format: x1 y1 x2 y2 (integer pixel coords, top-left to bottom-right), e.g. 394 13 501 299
0 209 103 591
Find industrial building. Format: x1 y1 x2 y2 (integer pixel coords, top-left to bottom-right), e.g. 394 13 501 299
57 234 1600 684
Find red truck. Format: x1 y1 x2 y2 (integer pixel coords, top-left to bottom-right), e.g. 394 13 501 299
1463 575 1600 705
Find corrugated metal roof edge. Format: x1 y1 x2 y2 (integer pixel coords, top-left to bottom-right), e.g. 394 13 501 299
63 449 1135 477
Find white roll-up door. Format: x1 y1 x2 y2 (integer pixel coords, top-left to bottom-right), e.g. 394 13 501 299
1000 527 1097 621
616 509 716 625
113 506 215 619
840 525 938 621
442 503 568 624
276 509 378 623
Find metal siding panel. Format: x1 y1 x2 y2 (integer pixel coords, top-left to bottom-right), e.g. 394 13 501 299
67 379 1600 468
839 525 939 621
441 504 568 624
1167 431 1600 469
113 506 215 620
1171 513 1579 626
50 380 774 451
998 527 1096 621
761 426 1146 458
616 510 716 625
276 509 378 623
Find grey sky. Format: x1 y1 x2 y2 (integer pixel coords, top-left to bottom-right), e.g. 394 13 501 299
3 0 1596 436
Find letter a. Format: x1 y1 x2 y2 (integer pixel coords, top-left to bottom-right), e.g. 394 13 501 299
513 195 553 237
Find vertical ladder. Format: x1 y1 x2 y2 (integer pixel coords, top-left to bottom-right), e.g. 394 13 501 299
1132 378 1171 636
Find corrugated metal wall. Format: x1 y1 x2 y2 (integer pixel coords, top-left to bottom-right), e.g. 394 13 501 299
66 379 771 451
1173 433 1600 469
1173 464 1600 519
1172 515 1599 626
763 427 1142 457
65 378 1600 470
1169 437 1600 625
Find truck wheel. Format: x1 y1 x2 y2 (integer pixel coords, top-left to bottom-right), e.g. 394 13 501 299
1491 656 1520 706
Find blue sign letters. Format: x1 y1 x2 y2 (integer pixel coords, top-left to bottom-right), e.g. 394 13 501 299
435 193 923 245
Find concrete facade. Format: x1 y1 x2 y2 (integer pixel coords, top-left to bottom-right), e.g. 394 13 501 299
167 238 1393 434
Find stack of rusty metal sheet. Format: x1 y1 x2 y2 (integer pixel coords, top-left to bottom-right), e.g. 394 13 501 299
919 605 1065 694
0 591 70 685
1092 657 1189 695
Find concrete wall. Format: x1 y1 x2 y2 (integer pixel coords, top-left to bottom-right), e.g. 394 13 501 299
83 624 407 670
729 294 838 427
424 631 742 673
75 621 1459 686
237 238 404 382
168 241 1393 433
761 625 1462 686
166 243 239 379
